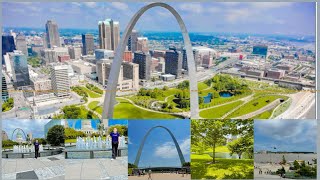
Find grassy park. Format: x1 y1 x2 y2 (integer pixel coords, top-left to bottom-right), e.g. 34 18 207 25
191 119 254 179
64 74 294 119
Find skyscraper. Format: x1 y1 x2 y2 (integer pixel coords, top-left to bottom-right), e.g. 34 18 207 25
45 20 61 48
15 34 28 56
10 50 31 87
136 37 149 53
50 64 70 97
128 30 139 52
165 47 182 78
68 46 82 60
133 51 151 80
82 34 94 55
2 73 9 102
2 35 16 56
98 19 120 50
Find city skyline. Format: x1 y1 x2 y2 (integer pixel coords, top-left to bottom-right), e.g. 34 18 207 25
2 2 316 36
2 119 50 139
254 119 317 153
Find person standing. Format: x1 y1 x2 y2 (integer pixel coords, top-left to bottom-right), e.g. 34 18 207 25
110 128 120 160
34 140 40 159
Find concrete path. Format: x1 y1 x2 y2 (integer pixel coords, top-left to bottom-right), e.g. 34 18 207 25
2 154 64 180
65 157 128 180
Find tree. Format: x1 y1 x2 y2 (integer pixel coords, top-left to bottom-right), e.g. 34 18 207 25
281 155 287 165
107 125 128 136
199 97 204 104
191 120 229 163
293 160 300 170
98 123 105 136
227 136 253 159
46 125 64 146
162 86 169 91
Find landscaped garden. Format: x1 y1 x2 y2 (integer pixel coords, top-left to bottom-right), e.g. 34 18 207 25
191 119 254 179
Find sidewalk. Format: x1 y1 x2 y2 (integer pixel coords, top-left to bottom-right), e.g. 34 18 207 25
2 154 65 180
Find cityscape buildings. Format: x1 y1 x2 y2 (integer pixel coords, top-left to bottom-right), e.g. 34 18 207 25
50 64 70 97
98 18 120 50
133 51 151 80
82 34 94 55
45 20 61 48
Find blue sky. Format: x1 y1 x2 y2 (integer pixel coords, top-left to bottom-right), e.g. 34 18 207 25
2 119 50 140
128 120 190 167
254 119 316 152
2 2 315 35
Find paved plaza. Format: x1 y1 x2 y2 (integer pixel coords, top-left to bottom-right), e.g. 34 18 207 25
65 157 128 180
2 154 65 179
129 173 190 180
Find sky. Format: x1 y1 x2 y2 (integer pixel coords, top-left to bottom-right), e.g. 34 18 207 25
128 119 190 167
2 2 316 35
254 119 316 152
2 119 50 140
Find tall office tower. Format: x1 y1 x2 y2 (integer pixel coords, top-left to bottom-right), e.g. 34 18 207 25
133 51 151 80
122 61 139 90
15 34 28 56
42 33 48 48
128 30 139 52
82 34 94 55
98 19 120 50
96 59 123 86
2 35 16 56
68 46 82 60
10 50 31 87
182 49 199 71
136 37 149 53
50 64 70 97
45 20 61 48
165 47 182 78
2 73 9 102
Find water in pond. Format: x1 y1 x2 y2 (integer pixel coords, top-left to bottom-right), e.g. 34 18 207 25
219 91 233 98
203 93 212 104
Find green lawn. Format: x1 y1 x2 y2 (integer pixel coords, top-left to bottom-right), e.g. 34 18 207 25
198 82 209 91
191 154 254 180
204 146 230 153
88 101 103 114
252 110 273 119
27 57 41 67
200 101 243 119
270 98 292 118
65 139 76 143
227 95 288 118
81 87 102 98
113 98 183 119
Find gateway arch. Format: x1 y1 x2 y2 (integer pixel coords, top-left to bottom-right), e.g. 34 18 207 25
134 126 186 167
102 2 199 119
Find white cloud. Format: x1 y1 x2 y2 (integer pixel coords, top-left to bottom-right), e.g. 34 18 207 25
179 3 203 14
249 2 294 9
83 2 97 8
111 2 129 11
71 2 81 7
154 138 190 158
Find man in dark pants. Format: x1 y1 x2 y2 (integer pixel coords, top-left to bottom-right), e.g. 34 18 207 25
110 128 120 160
34 140 39 159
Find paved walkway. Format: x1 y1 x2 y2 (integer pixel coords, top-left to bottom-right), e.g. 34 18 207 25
129 173 190 180
2 154 64 180
65 157 128 180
